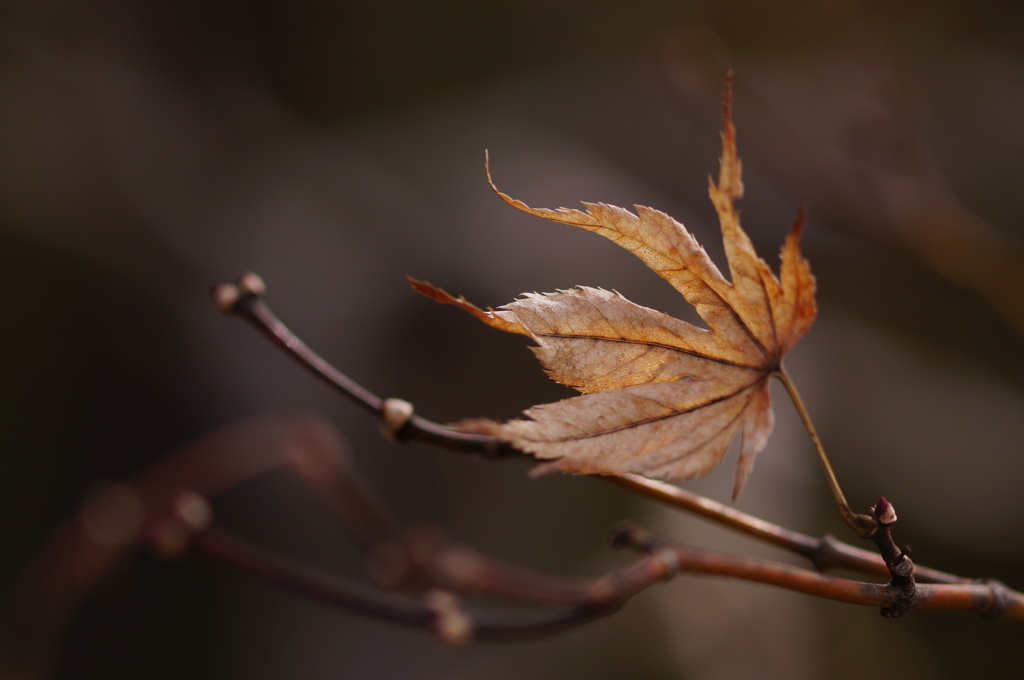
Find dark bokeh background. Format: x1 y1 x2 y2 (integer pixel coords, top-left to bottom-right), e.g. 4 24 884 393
3 1 1024 678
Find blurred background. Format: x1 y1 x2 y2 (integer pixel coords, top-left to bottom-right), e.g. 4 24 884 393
2 0 1024 677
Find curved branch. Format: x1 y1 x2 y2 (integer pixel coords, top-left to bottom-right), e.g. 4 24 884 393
212 274 501 454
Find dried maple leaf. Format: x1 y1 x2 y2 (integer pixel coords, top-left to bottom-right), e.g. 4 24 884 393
410 79 816 500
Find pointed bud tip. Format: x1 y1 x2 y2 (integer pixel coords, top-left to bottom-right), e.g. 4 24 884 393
872 497 897 525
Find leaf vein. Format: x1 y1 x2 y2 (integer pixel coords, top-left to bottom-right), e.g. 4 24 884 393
528 379 765 444
534 332 763 371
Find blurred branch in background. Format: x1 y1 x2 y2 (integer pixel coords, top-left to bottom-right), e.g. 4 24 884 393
0 413 329 678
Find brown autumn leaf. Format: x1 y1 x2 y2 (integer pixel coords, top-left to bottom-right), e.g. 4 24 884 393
409 80 816 499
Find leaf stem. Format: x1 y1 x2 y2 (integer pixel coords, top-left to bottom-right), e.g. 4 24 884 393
774 369 877 538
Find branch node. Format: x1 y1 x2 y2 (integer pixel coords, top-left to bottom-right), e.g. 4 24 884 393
810 534 843 572
978 579 1012 620
891 555 915 581
608 521 653 552
424 590 473 646
849 511 879 539
381 398 415 442
654 547 682 580
150 490 213 559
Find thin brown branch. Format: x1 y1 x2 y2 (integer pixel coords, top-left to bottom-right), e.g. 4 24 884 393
212 274 501 455
286 430 403 549
617 522 1024 620
193 526 437 629
364 522 679 607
